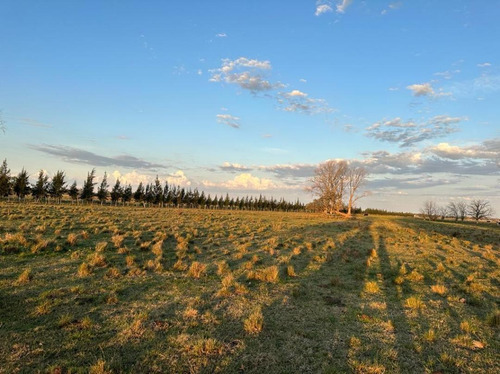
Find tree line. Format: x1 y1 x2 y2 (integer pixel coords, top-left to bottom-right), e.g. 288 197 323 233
420 199 495 223
0 159 305 211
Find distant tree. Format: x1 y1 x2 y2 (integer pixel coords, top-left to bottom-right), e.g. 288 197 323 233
307 160 348 215
447 201 460 221
96 172 109 205
49 170 67 203
345 166 368 216
437 205 448 220
0 159 12 198
68 181 79 203
457 201 468 221
122 184 132 205
32 169 49 202
468 199 494 222
13 168 30 200
80 169 96 203
153 176 163 206
133 182 145 205
110 179 122 205
420 200 439 221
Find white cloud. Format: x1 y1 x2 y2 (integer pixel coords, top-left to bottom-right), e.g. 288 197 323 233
407 82 451 98
477 62 491 68
315 4 333 16
216 114 240 129
203 173 278 191
110 170 191 187
210 57 279 93
336 0 353 13
216 33 227 38
428 139 500 161
277 90 333 114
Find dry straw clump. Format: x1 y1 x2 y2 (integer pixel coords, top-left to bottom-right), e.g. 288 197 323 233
244 308 263 335
16 268 32 285
188 262 207 278
247 265 279 283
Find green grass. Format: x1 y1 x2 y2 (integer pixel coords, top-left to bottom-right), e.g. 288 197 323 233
0 202 499 373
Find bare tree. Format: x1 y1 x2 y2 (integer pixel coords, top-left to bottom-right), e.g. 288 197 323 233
0 111 6 134
447 201 459 221
420 200 438 221
345 166 368 216
457 201 467 221
307 160 348 215
437 205 448 220
468 199 494 222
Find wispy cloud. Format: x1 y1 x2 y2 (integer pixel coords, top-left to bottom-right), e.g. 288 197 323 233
477 62 491 68
215 33 227 38
211 57 331 117
277 89 333 114
366 116 465 147
336 0 353 13
210 57 280 93
29 144 166 170
406 82 451 98
220 162 252 172
315 3 333 16
216 114 241 129
428 139 500 161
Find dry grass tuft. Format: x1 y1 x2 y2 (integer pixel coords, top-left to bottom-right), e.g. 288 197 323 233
287 265 297 277
431 284 447 295
66 233 78 246
77 262 92 277
244 308 263 335
188 262 207 279
89 359 112 374
111 234 124 248
16 268 32 285
88 252 107 267
248 265 279 283
364 281 380 294
95 242 107 252
405 296 425 310
486 310 500 327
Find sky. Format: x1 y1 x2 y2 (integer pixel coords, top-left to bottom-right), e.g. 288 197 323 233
0 0 499 213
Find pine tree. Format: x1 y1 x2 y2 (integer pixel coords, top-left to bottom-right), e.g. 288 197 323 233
96 172 109 205
122 184 132 205
80 169 96 203
110 179 122 205
133 182 145 205
153 176 163 206
69 181 79 203
32 169 49 202
49 170 67 203
0 159 12 198
13 168 30 200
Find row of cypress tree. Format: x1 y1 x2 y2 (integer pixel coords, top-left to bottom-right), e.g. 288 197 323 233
0 159 305 211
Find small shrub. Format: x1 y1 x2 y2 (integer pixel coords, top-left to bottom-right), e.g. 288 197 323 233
244 309 263 335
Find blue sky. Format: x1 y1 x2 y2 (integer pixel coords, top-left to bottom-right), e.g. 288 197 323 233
1 0 499 212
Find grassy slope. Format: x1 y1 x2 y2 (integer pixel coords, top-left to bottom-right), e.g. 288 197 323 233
0 203 499 373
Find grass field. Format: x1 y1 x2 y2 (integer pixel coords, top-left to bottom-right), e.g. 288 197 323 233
0 202 499 373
